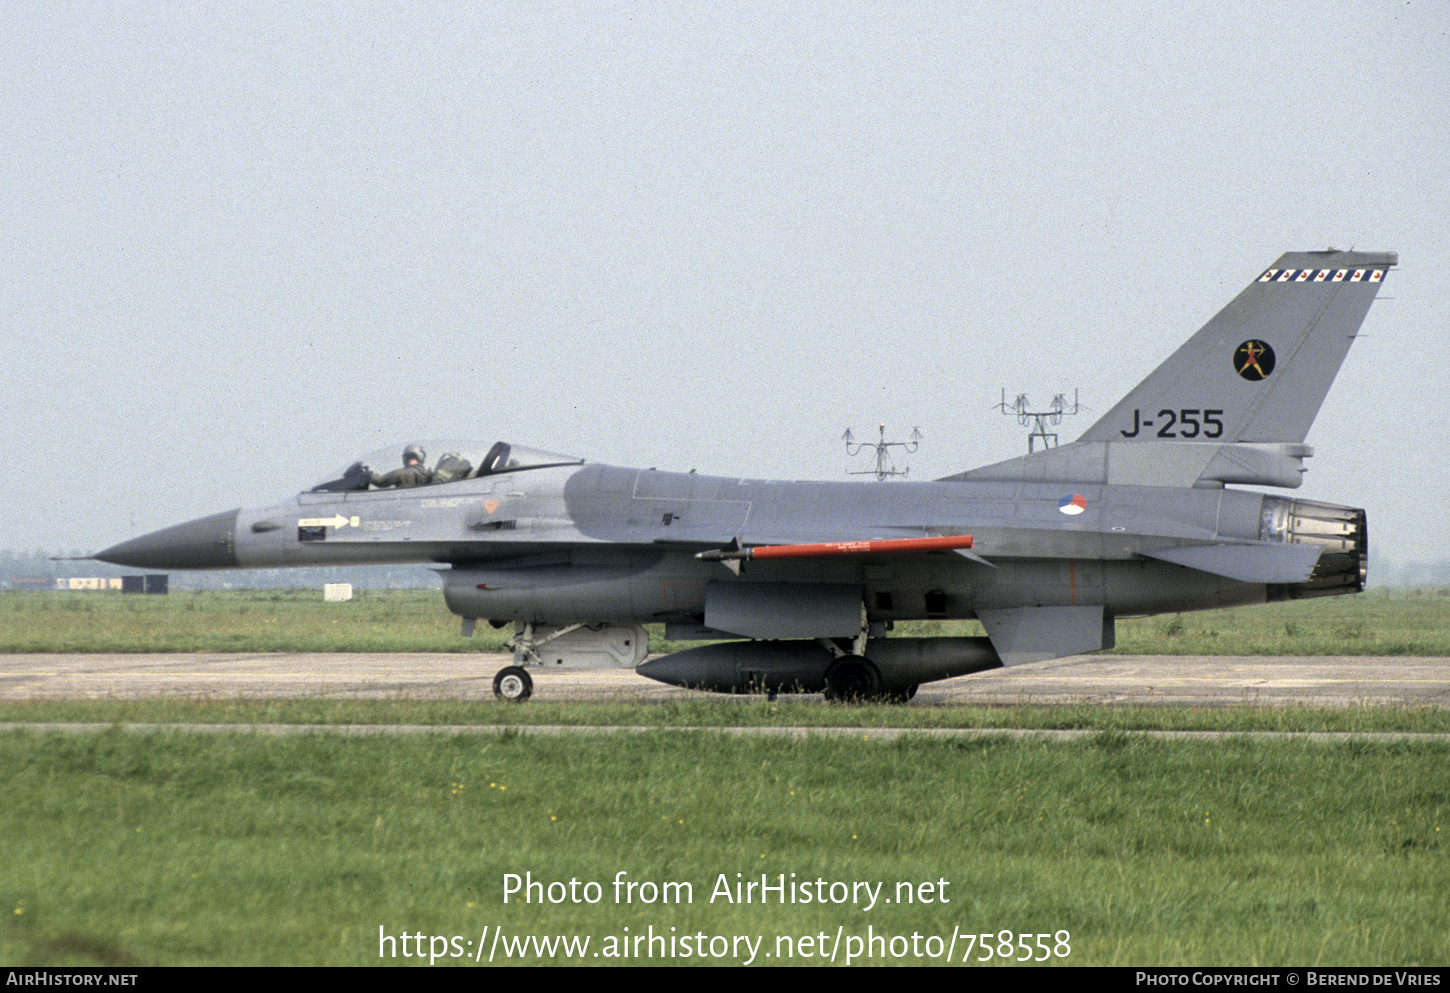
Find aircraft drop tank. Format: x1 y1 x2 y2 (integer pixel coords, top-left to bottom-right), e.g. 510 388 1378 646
637 637 1002 694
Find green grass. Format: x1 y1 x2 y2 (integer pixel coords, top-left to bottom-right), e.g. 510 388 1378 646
1110 587 1450 657
4 696 1450 734
5 587 1450 655
1 729 1445 966
4 588 1448 967
0 589 511 653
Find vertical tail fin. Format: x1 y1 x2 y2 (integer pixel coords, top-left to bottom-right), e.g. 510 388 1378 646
947 250 1394 488
1078 250 1395 445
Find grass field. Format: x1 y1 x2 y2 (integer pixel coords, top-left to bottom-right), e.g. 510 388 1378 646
5 586 1450 656
5 696 1450 735
0 589 510 653
2 728 1446 967
2 588 1447 967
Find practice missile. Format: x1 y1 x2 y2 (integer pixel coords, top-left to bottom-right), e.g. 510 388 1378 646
696 534 980 574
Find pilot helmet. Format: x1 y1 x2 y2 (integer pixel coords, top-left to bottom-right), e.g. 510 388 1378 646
403 444 426 465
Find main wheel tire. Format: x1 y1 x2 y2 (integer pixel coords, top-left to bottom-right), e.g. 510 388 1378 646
822 656 883 702
493 666 533 702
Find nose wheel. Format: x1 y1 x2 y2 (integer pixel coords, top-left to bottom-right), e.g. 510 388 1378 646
492 666 533 702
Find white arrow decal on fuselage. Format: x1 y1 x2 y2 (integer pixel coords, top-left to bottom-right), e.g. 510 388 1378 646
298 515 360 529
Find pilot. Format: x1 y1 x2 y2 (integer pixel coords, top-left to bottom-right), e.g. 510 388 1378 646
368 444 433 488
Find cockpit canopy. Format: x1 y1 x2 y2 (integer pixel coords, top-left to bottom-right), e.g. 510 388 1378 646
310 440 584 492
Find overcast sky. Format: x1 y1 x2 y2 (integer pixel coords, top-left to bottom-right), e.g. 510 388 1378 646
4 2 1446 567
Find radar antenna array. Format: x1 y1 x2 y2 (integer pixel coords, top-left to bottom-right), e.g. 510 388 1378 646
997 389 1082 453
842 424 923 481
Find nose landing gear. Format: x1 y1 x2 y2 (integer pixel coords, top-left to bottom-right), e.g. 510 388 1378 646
492 666 533 702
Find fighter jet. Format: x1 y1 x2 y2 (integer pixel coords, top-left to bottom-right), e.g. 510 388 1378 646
97 250 1393 702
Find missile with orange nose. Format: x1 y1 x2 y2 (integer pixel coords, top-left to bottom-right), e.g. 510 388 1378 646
696 534 984 574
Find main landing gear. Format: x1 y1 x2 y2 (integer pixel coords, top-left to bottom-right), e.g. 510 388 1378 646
822 655 880 701
816 608 918 703
821 655 918 703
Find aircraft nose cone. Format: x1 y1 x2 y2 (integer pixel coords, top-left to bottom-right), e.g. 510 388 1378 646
96 509 240 569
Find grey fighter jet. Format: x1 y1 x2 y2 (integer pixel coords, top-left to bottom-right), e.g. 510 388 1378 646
98 250 1393 702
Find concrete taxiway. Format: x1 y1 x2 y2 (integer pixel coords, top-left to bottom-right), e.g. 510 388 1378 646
1 652 1447 707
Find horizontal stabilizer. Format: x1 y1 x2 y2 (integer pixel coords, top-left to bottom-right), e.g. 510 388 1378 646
1138 542 1321 584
